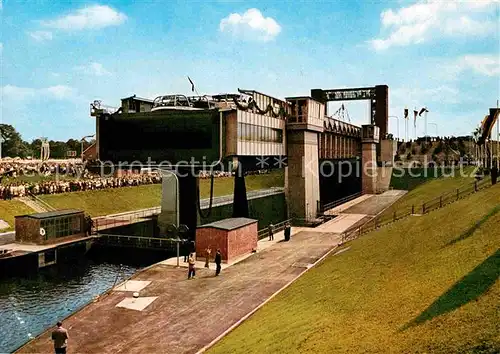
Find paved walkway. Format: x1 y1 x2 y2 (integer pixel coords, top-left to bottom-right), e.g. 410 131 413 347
16 190 406 354
341 190 406 216
17 230 341 354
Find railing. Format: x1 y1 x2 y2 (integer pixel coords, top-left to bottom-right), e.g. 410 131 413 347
340 176 494 244
317 192 363 214
96 234 188 251
92 207 160 233
258 218 292 240
27 192 56 211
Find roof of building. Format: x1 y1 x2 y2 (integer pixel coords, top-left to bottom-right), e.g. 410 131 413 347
16 209 84 219
121 94 154 103
200 217 257 231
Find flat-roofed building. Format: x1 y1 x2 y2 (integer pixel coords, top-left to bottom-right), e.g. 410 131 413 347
15 210 86 245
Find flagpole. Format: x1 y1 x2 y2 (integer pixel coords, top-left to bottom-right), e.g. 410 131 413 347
425 110 428 143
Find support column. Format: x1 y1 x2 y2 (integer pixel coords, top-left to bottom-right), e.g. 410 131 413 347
178 170 198 241
233 165 249 218
334 135 340 159
286 130 320 220
361 125 380 195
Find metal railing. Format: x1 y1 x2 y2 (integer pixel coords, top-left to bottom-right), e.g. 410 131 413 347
96 233 187 251
317 192 363 214
257 218 292 239
92 207 160 233
27 192 56 211
340 176 494 244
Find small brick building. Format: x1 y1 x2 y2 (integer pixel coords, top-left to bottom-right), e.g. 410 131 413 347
196 218 258 263
15 209 86 245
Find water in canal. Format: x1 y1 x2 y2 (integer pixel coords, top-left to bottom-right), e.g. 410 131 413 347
0 257 140 353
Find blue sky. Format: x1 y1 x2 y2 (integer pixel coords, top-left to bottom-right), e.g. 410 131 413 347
1 0 499 141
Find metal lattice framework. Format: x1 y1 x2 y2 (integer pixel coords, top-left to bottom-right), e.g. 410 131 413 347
322 116 361 137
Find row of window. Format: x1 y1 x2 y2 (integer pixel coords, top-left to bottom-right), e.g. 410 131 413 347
237 123 283 143
41 216 82 240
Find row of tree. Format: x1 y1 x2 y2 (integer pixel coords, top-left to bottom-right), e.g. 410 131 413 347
0 124 94 159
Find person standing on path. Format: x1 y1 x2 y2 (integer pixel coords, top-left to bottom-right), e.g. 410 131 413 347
51 321 69 354
215 249 222 276
205 247 212 268
268 223 274 241
188 253 196 279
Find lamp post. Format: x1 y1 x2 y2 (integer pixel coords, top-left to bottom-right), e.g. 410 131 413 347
389 115 400 140
80 134 95 161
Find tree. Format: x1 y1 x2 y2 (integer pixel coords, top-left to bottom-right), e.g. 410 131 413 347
0 124 31 158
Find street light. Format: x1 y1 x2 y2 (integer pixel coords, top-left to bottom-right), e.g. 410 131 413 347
80 134 95 161
166 223 189 267
388 115 400 141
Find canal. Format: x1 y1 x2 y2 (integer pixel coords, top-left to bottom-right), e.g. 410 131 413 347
0 245 167 353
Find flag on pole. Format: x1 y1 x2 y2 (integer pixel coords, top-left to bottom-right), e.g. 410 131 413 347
187 76 195 92
413 109 418 127
404 108 408 119
419 107 429 116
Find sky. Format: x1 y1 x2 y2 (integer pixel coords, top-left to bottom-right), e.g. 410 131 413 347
1 0 499 141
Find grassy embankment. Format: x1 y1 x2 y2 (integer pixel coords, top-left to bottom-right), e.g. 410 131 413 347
382 166 487 218
0 200 34 231
210 183 500 354
37 170 284 217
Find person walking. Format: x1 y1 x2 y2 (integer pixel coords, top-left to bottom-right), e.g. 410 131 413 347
51 321 69 354
268 223 274 241
284 222 291 241
215 249 222 276
188 253 196 279
205 247 212 268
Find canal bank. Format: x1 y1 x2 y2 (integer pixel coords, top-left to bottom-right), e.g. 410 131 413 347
0 254 144 353
15 227 340 354
15 191 405 354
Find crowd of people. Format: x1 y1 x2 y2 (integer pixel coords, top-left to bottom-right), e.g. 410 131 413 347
0 159 272 200
0 174 162 200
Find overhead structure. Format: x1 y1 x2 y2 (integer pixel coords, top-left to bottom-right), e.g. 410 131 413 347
90 84 394 240
311 85 389 139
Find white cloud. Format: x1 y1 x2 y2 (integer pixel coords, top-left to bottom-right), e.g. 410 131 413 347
28 31 53 42
370 0 498 50
74 62 112 76
219 8 281 42
457 54 500 77
46 85 75 99
41 5 126 30
2 85 38 101
2 85 77 101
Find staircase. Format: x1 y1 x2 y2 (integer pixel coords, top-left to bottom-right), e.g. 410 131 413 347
18 193 56 213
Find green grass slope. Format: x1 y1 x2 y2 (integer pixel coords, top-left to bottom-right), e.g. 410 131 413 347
210 184 500 354
0 200 34 231
38 170 284 217
383 167 488 219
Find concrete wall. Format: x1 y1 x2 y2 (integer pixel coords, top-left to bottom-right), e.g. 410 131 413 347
362 142 377 194
106 193 287 238
286 130 320 219
198 192 287 231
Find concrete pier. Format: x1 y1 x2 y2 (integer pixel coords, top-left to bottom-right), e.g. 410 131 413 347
16 190 405 354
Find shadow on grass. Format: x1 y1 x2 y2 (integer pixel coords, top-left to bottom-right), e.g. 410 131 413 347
403 249 500 330
446 205 500 246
